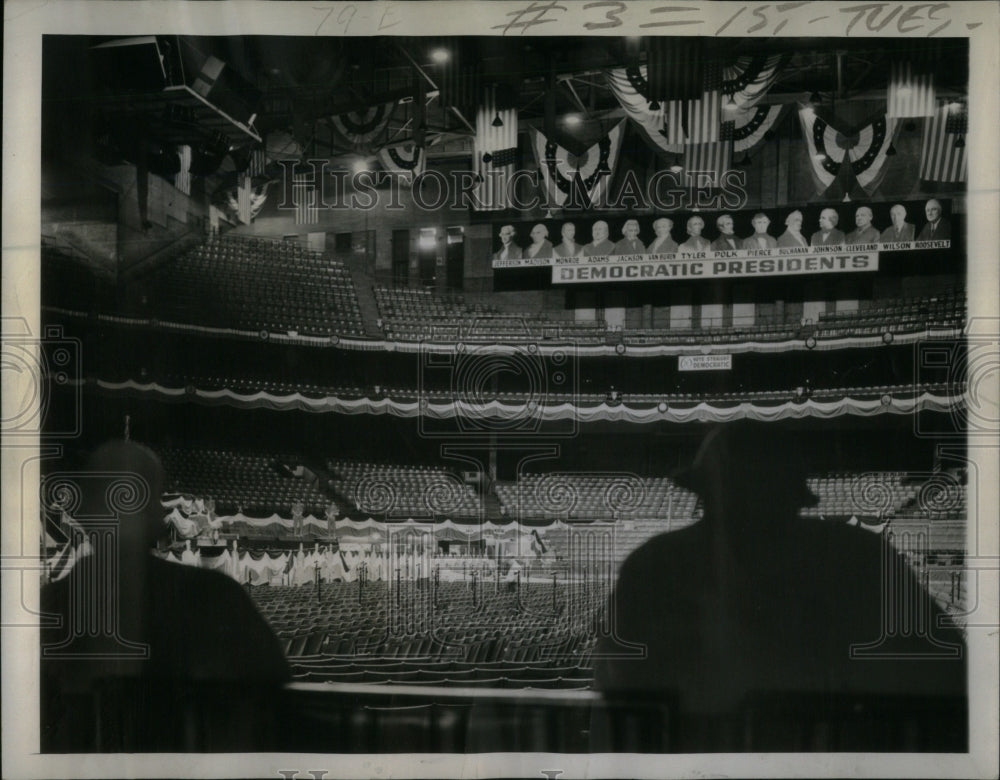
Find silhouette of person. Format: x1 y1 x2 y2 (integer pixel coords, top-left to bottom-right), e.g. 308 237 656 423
40 440 290 751
593 421 966 751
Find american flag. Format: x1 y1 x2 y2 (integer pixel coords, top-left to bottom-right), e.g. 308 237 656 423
682 141 732 184
530 529 548 557
174 144 192 194
664 57 723 145
886 61 936 118
237 173 252 224
919 102 967 183
646 38 704 102
437 37 480 114
293 172 319 225
249 146 268 177
473 87 518 210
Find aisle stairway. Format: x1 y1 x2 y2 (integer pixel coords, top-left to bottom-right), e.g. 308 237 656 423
349 268 385 338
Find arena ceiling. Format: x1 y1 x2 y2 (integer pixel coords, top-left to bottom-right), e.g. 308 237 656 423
42 35 968 197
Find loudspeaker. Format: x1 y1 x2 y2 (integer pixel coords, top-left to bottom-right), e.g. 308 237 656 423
177 37 261 128
89 37 166 92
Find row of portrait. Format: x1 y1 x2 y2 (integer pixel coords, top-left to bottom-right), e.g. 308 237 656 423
492 199 953 260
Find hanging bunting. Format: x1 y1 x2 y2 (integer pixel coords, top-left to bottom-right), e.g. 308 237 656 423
224 177 273 223
722 54 788 109
849 115 899 195
84 376 962 427
797 104 852 194
919 101 967 183
529 120 625 208
732 104 787 156
330 101 396 151
377 142 425 184
798 106 899 198
605 65 683 156
472 86 518 211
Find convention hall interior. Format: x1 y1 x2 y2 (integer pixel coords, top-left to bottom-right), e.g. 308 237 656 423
37 34 973 754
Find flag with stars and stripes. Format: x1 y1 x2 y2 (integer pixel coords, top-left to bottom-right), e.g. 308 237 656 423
293 172 319 225
473 87 518 210
174 145 192 194
919 102 967 183
645 38 704 102
682 141 732 184
236 173 252 224
887 61 936 118
664 58 723 145
249 146 268 177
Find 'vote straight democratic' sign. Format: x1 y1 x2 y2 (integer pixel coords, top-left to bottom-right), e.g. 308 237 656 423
679 355 733 372
551 249 882 284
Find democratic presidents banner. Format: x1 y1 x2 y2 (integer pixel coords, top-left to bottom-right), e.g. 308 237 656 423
552 248 883 283
491 198 956 279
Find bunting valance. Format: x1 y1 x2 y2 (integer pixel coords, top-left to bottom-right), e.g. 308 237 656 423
84 378 962 424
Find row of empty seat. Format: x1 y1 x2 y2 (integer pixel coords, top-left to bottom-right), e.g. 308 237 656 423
142 235 365 336
252 581 601 683
159 447 967 530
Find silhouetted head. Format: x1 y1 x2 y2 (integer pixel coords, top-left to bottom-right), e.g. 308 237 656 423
674 422 819 521
77 440 166 550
